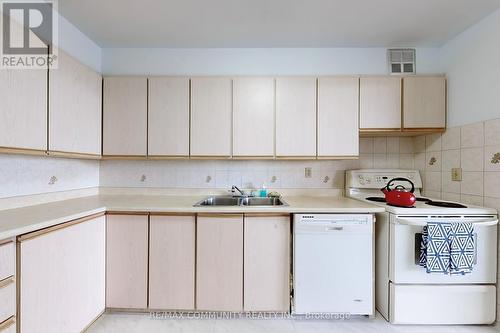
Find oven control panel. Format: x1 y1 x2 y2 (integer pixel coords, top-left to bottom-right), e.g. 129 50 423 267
346 170 423 189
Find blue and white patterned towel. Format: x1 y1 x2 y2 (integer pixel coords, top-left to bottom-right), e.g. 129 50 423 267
419 222 474 275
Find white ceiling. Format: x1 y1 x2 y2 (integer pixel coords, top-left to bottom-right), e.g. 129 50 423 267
59 0 500 48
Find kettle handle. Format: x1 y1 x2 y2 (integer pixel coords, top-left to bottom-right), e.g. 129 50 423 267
382 177 415 193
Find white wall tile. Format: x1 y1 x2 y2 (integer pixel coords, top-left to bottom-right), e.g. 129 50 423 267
425 151 441 172
373 154 388 168
387 154 400 168
373 138 387 153
460 194 484 206
461 122 485 148
359 138 374 154
460 171 484 196
442 192 461 202
441 127 461 150
484 145 500 172
414 153 426 172
399 137 414 153
424 171 442 192
441 149 460 172
358 154 374 169
386 137 400 153
460 147 484 172
0 155 99 198
484 172 500 198
413 136 426 153
441 172 461 194
424 190 442 199
484 196 500 212
425 133 442 152
399 154 414 169
485 118 500 146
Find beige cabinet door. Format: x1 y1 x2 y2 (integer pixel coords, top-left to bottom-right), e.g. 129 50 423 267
360 77 401 130
233 77 275 157
103 77 147 156
190 77 232 157
106 214 148 309
149 215 195 310
244 215 290 312
196 214 243 311
318 77 359 157
0 62 47 152
19 215 106 333
276 77 317 157
49 49 102 156
148 77 190 156
403 76 446 129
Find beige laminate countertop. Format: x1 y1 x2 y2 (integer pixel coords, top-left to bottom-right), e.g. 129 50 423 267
0 194 384 240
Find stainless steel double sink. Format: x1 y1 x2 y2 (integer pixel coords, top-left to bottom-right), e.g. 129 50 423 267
193 196 287 207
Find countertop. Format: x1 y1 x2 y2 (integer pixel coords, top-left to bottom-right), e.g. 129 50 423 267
0 194 385 240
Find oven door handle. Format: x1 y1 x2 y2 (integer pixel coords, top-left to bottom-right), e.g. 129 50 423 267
397 218 498 227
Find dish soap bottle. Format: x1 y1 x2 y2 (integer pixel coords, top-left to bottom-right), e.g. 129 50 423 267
260 184 267 198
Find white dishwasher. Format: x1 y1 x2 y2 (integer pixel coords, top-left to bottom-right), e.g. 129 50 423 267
293 214 374 316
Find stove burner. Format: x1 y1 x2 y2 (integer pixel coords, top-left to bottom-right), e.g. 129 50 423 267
366 196 430 203
365 197 386 202
387 203 415 208
426 201 468 208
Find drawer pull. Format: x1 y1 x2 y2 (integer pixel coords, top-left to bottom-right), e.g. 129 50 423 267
0 316 15 331
0 277 14 289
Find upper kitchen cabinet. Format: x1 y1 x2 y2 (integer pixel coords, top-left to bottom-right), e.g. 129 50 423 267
49 49 102 157
359 77 401 132
148 77 190 157
403 76 446 130
317 77 359 158
275 77 317 158
233 77 275 158
103 77 147 157
190 77 232 157
0 58 47 153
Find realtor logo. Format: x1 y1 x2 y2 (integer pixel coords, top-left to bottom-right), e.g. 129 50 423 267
1 0 58 69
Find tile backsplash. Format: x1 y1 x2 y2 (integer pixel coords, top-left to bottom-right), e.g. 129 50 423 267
415 117 500 211
100 136 415 190
0 154 99 198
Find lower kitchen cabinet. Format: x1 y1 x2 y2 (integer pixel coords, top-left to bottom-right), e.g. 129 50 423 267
244 215 290 312
196 214 243 311
18 214 105 333
149 214 196 310
106 214 149 309
0 238 16 330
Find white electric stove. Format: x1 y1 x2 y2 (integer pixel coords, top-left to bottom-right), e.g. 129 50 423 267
345 169 498 325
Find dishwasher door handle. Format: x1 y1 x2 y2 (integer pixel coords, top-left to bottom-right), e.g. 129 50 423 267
326 226 344 231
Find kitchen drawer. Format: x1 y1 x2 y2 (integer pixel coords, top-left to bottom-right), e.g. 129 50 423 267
0 241 15 281
0 317 15 333
0 278 15 324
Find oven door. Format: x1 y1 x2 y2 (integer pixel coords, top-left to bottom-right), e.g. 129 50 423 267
389 215 498 284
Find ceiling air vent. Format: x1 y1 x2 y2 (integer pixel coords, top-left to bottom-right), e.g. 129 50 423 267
388 48 416 75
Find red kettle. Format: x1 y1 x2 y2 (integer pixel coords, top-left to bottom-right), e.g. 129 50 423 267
380 177 416 207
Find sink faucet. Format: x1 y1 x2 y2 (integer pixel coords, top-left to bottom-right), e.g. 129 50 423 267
231 185 245 197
